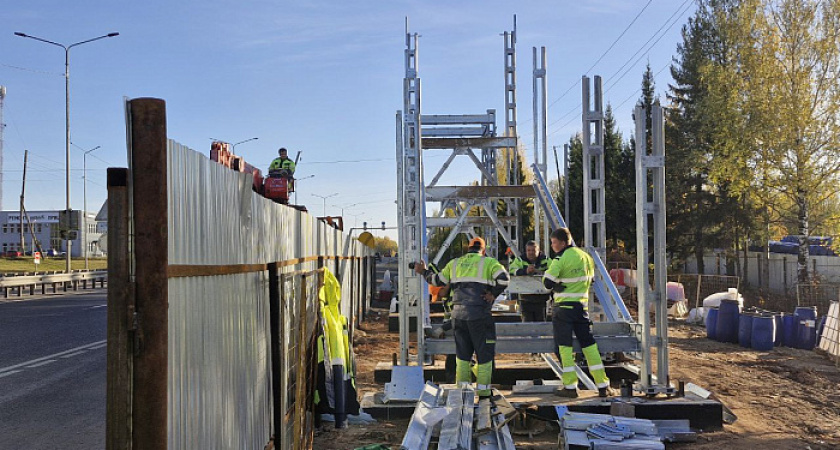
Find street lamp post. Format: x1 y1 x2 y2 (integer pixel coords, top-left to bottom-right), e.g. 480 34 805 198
294 174 314 205
331 202 360 218
15 31 119 273
209 137 258 155
311 192 338 217
76 144 101 270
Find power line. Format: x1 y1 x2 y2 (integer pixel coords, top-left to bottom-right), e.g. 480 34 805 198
544 0 656 111
604 0 694 92
543 0 695 141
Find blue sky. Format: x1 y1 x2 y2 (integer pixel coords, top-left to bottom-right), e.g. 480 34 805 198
1 0 695 239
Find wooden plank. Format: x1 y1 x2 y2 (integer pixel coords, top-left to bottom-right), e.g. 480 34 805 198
105 168 132 450
437 388 463 450
268 263 282 446
129 97 168 450
167 263 268 278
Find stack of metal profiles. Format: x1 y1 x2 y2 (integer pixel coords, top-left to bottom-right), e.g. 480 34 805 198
557 410 696 449
400 383 517 450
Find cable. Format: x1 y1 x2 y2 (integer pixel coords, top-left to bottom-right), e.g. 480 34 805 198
0 62 63 77
544 0 695 141
545 0 656 111
305 158 390 164
604 0 694 92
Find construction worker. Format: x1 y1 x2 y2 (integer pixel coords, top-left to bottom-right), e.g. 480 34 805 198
413 237 509 398
510 240 551 322
268 147 296 177
542 228 613 398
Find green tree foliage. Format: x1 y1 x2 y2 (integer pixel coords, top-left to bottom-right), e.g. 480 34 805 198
701 0 840 282
374 236 399 255
665 1 747 275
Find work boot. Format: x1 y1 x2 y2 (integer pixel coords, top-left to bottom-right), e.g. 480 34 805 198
555 388 579 398
598 387 618 398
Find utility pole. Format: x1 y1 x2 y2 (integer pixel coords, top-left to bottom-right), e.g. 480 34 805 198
19 150 28 253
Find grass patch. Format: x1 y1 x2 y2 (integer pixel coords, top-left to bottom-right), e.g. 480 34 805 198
0 257 107 274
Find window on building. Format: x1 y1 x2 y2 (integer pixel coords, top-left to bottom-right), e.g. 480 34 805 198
36 224 42 233
2 224 6 233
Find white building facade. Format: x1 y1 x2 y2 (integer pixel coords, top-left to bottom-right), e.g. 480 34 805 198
0 209 104 257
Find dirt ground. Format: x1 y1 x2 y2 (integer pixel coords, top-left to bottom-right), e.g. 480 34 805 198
313 309 840 449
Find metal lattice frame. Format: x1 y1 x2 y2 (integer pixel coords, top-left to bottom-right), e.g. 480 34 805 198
396 20 525 366
582 76 607 261
397 22 427 365
634 104 672 395
531 47 549 250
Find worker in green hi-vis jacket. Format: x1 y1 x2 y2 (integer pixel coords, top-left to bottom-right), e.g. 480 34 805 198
413 237 509 398
543 227 614 398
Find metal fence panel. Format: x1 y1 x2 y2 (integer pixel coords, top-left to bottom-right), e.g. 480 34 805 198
165 141 369 449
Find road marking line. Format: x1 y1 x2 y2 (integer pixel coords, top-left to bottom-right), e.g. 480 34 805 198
61 351 86 358
0 370 22 379
88 343 108 350
26 359 57 368
0 339 107 375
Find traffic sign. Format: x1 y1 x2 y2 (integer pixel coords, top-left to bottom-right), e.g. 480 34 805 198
33 252 41 266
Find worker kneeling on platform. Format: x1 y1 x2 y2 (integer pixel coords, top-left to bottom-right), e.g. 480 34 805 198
413 237 509 398
543 228 613 398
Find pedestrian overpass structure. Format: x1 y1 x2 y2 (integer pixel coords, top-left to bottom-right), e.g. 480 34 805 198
395 19 672 396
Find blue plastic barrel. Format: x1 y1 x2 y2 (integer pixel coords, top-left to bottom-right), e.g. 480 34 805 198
706 307 719 341
794 306 818 350
716 300 740 343
738 313 754 348
782 313 797 347
774 314 783 346
751 315 776 351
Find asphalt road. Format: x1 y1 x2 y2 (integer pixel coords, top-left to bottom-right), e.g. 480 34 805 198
0 290 107 450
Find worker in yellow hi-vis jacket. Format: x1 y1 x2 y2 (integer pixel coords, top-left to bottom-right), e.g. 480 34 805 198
542 227 613 398
413 237 509 398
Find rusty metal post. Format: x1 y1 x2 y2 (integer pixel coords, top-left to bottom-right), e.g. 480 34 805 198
129 98 168 450
267 262 282 445
106 168 133 450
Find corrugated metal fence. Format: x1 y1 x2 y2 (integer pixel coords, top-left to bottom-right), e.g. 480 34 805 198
107 98 371 450
166 142 370 449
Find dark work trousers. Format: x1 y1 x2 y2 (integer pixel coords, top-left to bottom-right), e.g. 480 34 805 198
552 302 597 350
453 316 496 364
519 300 548 322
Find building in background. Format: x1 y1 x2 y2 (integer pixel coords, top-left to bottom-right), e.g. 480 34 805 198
0 209 104 257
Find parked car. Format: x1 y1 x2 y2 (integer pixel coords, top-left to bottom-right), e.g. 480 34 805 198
3 251 21 258
45 249 60 257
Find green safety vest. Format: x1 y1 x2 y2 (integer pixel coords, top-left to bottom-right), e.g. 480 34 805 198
543 246 594 304
269 157 296 172
510 253 550 275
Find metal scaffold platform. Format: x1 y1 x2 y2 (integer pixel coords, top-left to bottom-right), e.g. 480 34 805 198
394 17 673 398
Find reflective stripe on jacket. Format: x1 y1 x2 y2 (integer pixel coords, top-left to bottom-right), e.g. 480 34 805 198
424 251 509 319
510 253 550 275
542 246 594 304
269 157 296 172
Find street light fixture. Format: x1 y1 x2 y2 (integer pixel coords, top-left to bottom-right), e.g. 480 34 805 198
331 202 360 218
209 137 259 155
15 30 119 273
311 192 338 217
72 143 101 270
294 174 314 205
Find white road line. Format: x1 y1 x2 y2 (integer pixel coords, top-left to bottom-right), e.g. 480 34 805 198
61 351 86 358
88 343 107 350
0 370 22 379
0 339 107 375
26 359 57 368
